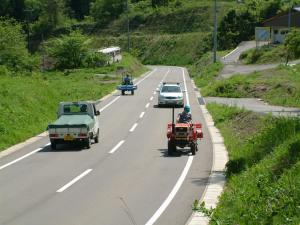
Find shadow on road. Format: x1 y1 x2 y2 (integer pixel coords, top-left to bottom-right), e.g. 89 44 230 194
157 148 191 157
38 143 91 153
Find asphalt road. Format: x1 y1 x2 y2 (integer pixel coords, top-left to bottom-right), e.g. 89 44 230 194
0 66 213 225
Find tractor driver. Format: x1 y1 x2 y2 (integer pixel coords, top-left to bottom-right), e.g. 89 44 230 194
123 74 131 85
177 105 192 123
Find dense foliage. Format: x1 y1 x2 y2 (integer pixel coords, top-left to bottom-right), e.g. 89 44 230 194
285 29 300 59
0 19 39 71
206 104 300 225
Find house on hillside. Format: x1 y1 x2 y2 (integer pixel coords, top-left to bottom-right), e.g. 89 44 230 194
262 7 300 44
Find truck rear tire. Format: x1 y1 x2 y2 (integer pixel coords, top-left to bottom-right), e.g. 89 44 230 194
121 90 125 95
85 138 91 149
94 130 99 143
131 90 134 95
51 141 56 150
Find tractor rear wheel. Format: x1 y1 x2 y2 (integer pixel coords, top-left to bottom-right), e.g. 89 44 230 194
168 140 176 156
131 90 134 95
191 142 196 155
121 90 125 95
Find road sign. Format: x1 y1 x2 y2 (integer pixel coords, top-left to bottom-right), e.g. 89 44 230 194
255 27 271 42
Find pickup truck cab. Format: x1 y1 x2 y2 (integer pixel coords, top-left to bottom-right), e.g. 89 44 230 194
48 101 100 150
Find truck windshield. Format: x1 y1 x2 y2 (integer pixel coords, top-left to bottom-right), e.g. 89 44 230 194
63 104 88 114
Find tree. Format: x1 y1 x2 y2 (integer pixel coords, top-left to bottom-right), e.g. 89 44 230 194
218 10 256 49
151 0 169 7
67 0 93 20
47 30 90 69
0 19 39 71
91 0 125 25
0 0 25 21
285 29 300 59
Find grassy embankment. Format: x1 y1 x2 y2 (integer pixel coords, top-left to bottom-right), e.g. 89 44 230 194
202 103 300 224
200 64 300 107
0 53 147 151
240 44 299 64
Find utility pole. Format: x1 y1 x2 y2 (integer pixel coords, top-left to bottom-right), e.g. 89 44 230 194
24 9 33 51
213 0 217 63
286 5 293 65
126 0 131 52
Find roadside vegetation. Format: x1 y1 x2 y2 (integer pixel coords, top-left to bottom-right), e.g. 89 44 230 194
0 52 146 152
200 64 300 107
199 103 300 224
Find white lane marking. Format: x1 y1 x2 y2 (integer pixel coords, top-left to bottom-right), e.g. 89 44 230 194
153 91 156 95
0 148 42 171
223 46 239 59
150 96 154 101
56 169 92 193
44 142 51 147
140 112 145 118
145 103 150 108
129 123 138 132
100 96 121 112
109 140 125 154
145 156 194 225
135 69 157 85
161 69 170 82
182 68 190 106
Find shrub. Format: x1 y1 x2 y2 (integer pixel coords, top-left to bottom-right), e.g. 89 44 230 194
46 30 90 69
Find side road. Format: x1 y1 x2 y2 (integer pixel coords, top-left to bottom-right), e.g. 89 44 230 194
220 41 300 79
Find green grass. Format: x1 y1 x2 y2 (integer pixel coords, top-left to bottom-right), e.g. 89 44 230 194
0 53 147 151
239 44 299 65
204 103 300 225
201 64 300 107
93 32 212 66
188 52 224 88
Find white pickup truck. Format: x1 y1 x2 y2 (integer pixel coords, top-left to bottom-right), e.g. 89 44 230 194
48 101 100 150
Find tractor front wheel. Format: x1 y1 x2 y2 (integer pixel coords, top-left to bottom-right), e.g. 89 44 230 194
168 140 176 156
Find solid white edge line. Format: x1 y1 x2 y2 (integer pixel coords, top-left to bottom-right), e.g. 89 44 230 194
135 68 157 85
129 123 138 132
100 96 121 112
56 169 92 193
109 140 125 154
150 96 154 101
145 156 194 225
140 112 145 118
223 47 239 59
145 103 150 108
0 148 42 171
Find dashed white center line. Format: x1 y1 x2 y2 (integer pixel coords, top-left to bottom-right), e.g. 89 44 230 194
150 96 154 101
109 140 125 154
140 112 145 118
129 123 138 132
57 169 92 193
153 91 156 95
145 103 150 108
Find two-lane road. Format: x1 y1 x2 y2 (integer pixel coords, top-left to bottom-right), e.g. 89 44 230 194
0 66 213 225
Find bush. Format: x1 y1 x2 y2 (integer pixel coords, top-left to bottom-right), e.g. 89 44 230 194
85 51 109 67
285 29 300 59
46 30 90 69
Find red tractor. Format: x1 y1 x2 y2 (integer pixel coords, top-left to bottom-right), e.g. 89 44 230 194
167 108 203 156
